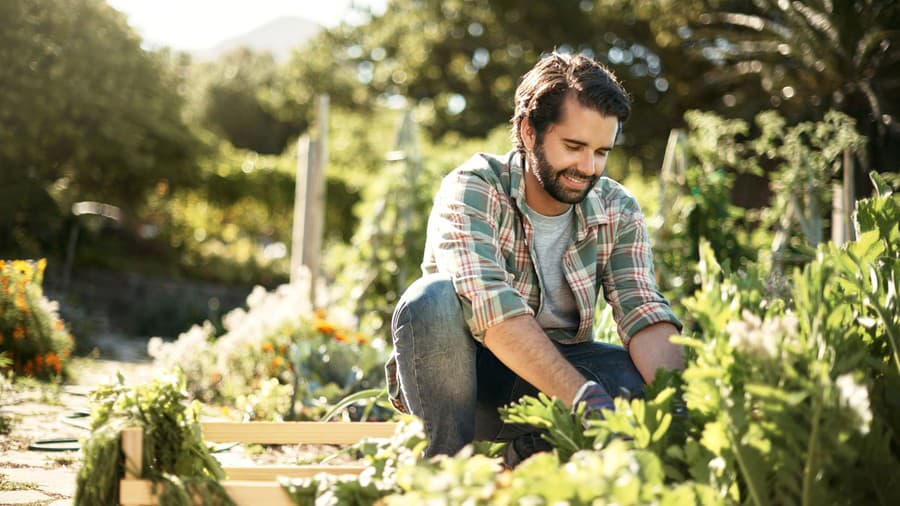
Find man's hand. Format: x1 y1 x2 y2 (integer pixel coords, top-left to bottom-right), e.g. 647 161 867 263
572 380 614 416
628 322 684 383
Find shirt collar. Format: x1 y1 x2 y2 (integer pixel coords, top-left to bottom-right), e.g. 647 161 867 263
507 150 608 238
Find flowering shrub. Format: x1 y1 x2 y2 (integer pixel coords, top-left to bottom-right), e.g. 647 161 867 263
149 282 389 420
0 259 74 380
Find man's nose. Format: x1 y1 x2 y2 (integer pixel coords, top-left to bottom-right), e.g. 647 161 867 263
578 151 596 176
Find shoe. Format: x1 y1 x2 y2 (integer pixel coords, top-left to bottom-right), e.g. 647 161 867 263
501 431 553 468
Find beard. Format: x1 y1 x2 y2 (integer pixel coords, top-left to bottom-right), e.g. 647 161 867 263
527 142 598 205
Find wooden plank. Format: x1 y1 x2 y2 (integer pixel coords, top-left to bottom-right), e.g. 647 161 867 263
121 479 302 506
121 427 143 479
223 465 367 480
200 421 397 444
120 479 156 505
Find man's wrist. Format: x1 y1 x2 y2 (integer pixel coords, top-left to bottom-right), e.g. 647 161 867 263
571 380 598 410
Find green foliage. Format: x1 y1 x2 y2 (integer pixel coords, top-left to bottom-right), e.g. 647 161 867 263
0 259 73 379
675 185 900 504
188 48 300 154
0 0 202 257
74 374 232 506
654 111 761 298
655 109 864 304
280 416 427 505
499 393 594 462
757 110 867 253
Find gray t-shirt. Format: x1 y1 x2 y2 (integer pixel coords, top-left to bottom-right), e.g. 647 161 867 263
522 203 580 331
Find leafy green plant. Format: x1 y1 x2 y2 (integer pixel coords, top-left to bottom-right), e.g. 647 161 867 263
74 373 232 506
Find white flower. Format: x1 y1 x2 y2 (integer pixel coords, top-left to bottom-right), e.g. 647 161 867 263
727 310 800 359
727 310 777 359
835 374 872 434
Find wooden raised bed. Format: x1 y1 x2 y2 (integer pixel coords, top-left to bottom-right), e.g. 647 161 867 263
119 421 398 505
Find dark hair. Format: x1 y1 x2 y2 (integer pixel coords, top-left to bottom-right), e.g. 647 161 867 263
511 52 631 151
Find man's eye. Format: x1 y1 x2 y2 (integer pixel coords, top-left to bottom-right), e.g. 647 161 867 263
565 145 580 151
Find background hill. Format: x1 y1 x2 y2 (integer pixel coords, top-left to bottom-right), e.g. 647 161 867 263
192 16 322 61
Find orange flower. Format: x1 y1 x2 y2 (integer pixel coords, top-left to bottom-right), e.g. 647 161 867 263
54 320 64 330
314 309 327 319
270 356 284 368
23 359 33 376
13 325 25 340
45 352 61 373
355 333 370 345
333 332 347 343
15 293 26 311
314 321 335 335
210 372 222 384
261 342 274 353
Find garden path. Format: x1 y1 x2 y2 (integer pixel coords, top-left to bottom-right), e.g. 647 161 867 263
0 357 157 505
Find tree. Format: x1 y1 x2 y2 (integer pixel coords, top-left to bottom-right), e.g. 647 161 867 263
189 48 301 155
0 0 202 256
638 0 900 176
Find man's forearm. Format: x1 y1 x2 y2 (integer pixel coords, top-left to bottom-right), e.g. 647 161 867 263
483 314 585 407
628 322 684 383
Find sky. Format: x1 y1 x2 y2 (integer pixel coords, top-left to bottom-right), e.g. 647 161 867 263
106 0 385 51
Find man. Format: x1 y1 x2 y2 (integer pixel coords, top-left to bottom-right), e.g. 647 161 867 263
385 52 684 461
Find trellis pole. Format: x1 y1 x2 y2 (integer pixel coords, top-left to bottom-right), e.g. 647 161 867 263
291 95 329 305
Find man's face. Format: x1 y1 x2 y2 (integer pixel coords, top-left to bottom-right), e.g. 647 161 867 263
522 93 619 215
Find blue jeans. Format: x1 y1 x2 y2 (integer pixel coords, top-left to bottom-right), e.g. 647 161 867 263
389 273 645 456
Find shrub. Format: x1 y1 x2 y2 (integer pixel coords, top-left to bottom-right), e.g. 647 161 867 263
149 282 389 420
0 259 74 379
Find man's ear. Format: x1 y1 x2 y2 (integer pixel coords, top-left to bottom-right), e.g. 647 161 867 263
520 118 536 151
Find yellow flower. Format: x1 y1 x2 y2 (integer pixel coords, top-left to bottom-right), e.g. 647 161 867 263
37 258 46 277
13 260 32 283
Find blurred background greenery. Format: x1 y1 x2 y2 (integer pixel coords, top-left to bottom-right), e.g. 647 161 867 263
1 0 897 342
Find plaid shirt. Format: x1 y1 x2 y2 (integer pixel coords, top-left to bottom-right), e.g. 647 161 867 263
421 151 681 346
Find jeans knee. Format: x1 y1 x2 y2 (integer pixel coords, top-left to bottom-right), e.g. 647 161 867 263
392 273 472 357
394 274 461 332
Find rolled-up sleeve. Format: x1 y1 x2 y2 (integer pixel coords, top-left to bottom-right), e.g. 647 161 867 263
424 170 532 341
601 197 682 347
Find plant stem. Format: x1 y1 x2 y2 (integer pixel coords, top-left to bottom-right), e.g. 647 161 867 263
727 423 766 506
802 396 824 506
